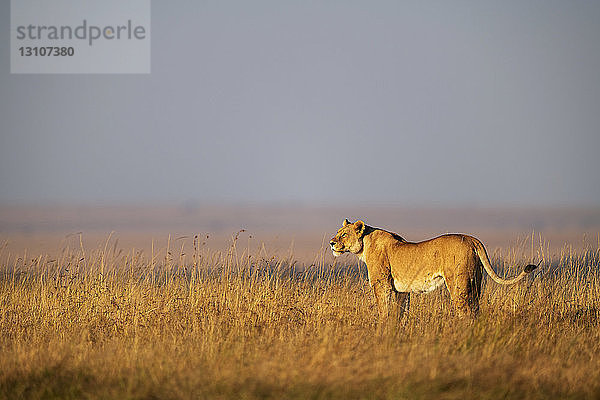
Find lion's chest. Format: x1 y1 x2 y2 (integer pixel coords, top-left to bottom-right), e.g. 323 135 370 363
393 275 445 293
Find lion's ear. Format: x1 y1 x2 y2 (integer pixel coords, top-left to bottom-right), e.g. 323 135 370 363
342 218 350 227
355 220 365 236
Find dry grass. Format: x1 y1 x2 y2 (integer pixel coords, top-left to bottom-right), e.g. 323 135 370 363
1 233 600 399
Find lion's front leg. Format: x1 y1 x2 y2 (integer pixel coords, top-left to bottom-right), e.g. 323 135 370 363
372 283 410 321
372 280 395 320
392 291 410 321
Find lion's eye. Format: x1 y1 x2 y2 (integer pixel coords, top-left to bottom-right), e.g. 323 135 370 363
341 233 348 238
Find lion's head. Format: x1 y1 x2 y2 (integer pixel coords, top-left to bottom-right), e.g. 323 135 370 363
330 219 366 256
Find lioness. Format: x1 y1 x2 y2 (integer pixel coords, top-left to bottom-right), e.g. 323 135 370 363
330 219 537 318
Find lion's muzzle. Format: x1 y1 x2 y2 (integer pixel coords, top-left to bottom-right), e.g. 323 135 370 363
330 240 345 256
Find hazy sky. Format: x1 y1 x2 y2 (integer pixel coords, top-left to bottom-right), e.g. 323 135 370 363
1 1 599 206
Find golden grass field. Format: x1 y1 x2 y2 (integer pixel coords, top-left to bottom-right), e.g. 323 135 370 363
1 227 600 400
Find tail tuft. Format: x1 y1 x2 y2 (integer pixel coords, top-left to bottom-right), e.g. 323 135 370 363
524 264 537 273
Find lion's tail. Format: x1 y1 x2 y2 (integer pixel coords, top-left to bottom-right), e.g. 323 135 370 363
473 238 537 285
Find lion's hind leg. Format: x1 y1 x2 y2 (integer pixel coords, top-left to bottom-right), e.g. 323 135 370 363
467 263 483 316
445 267 482 318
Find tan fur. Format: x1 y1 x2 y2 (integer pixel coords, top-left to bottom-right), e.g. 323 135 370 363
330 219 537 318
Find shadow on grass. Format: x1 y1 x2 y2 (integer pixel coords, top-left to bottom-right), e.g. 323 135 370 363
2 365 596 400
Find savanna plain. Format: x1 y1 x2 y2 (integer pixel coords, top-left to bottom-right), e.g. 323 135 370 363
1 206 599 399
